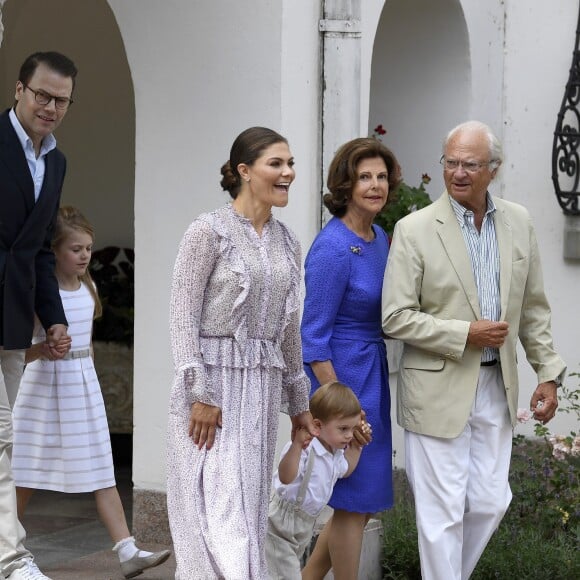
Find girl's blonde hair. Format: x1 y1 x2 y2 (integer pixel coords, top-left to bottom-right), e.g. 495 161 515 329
309 381 361 423
52 206 102 318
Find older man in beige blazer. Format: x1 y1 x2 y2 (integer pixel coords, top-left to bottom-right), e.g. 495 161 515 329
382 121 566 580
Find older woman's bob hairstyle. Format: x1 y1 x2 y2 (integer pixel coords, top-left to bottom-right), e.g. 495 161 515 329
324 137 401 217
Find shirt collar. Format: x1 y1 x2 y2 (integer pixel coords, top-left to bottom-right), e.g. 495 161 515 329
9 107 57 157
311 437 336 457
449 192 496 226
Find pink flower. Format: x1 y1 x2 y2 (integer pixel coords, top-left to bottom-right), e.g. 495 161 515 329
517 408 533 423
552 443 569 461
547 434 575 461
571 436 580 457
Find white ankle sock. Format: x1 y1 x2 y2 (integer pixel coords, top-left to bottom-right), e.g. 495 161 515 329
112 536 154 563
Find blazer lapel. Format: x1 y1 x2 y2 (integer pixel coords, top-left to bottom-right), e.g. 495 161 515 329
493 200 513 320
435 193 482 319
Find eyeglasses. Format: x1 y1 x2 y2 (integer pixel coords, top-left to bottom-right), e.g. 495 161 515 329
23 84 73 110
440 156 497 173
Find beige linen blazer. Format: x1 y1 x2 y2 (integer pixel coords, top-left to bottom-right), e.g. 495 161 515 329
382 192 566 438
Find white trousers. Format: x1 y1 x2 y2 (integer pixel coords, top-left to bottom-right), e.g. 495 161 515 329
405 365 512 580
0 348 30 577
266 494 317 580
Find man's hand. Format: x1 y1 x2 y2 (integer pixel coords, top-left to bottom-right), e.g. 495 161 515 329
467 320 509 348
530 381 558 424
188 402 222 450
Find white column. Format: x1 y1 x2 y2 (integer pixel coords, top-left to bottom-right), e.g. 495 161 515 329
320 0 362 222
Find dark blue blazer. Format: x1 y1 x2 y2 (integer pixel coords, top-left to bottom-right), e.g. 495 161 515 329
0 109 67 349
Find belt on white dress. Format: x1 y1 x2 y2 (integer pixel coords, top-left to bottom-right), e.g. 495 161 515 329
62 348 91 360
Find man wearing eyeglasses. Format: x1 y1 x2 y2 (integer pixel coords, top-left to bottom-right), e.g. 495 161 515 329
0 51 76 580
382 121 566 580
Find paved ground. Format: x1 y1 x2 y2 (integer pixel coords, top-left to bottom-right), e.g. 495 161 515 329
20 463 382 579
20 466 175 580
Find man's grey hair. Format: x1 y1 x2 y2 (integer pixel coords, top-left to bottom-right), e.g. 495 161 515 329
443 120 503 169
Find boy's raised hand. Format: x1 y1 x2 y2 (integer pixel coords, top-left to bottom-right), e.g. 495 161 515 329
293 426 313 449
290 410 319 449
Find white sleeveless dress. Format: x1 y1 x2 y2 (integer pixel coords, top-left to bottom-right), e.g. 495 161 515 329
12 282 116 493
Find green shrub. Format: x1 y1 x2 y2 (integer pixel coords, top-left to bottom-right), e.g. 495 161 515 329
381 471 420 579
374 176 432 238
380 373 580 579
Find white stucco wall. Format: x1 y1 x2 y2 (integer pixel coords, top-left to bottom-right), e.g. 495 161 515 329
109 0 321 492
502 0 580 438
115 0 578 491
1 0 576 494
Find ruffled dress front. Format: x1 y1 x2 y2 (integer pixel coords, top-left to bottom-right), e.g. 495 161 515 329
166 203 310 580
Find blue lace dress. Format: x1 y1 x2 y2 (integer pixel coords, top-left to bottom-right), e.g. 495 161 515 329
301 217 393 513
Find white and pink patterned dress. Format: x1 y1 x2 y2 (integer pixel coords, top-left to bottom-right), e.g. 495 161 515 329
167 203 310 579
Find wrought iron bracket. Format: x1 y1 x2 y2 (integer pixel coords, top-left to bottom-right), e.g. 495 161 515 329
552 3 580 216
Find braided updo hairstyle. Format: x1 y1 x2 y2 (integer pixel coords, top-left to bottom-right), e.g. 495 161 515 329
220 127 288 199
324 137 401 217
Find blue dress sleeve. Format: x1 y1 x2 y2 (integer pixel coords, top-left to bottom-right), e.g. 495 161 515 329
301 230 350 364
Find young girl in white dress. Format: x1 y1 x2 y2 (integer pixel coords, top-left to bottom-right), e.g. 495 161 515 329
11 206 170 579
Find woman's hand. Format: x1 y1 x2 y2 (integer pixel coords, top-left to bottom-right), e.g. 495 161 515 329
353 409 373 447
188 402 222 450
291 411 319 448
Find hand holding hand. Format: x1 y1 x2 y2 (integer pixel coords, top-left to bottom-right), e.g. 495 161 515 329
46 325 71 359
530 381 558 424
467 320 509 348
293 426 313 449
47 335 72 359
291 411 319 448
188 402 222 450
353 409 373 447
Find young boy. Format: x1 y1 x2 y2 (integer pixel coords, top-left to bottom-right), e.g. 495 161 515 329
266 381 371 579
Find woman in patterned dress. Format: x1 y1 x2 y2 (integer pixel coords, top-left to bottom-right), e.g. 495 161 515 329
301 138 401 580
167 127 316 579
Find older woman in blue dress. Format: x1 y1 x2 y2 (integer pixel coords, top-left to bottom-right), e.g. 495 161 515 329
301 138 401 579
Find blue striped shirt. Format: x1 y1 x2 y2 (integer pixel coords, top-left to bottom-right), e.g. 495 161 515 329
449 194 500 363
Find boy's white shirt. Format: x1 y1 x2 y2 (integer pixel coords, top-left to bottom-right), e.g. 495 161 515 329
271 437 348 516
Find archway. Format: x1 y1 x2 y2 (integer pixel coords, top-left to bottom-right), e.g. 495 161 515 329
0 0 136 473
369 0 470 198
